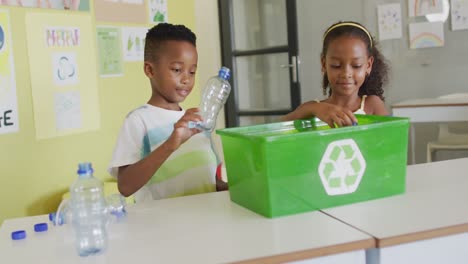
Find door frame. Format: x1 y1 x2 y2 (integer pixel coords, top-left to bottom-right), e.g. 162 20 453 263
218 0 301 127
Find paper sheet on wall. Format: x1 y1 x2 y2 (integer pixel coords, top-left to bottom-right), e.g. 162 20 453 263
149 0 168 23
121 27 147 61
0 10 19 135
409 22 444 49
96 27 123 77
377 3 402 40
0 0 90 11
94 0 146 23
25 13 100 139
451 0 468 30
408 0 444 17
54 91 82 131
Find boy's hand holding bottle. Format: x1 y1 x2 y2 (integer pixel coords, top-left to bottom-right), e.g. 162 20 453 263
167 108 203 150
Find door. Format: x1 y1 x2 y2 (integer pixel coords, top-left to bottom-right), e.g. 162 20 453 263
219 0 300 127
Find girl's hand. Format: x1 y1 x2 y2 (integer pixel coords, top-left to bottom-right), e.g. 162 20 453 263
315 102 357 128
283 101 357 128
167 108 202 150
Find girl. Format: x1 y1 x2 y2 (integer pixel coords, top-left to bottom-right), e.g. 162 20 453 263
283 21 390 127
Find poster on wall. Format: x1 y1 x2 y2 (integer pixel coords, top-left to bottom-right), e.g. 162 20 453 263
409 22 444 49
96 27 123 77
408 0 444 17
451 0 468 30
25 13 100 139
149 0 168 23
121 27 147 61
0 10 18 135
94 0 146 24
377 3 403 40
0 0 90 11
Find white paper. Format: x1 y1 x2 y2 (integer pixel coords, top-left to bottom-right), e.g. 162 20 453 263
451 0 468 30
408 0 444 17
121 27 147 61
377 3 403 40
122 0 143 4
54 91 82 131
52 52 79 86
409 22 444 49
0 11 19 135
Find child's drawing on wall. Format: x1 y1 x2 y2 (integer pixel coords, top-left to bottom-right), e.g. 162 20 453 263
0 0 87 11
408 0 444 17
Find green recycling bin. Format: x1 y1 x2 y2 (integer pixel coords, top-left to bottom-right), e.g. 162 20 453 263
216 115 409 218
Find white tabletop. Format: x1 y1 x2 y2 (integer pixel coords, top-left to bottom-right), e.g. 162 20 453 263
0 191 374 263
322 158 468 247
392 96 468 108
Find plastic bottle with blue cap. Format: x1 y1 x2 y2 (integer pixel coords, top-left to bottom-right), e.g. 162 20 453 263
189 66 231 132
70 162 108 256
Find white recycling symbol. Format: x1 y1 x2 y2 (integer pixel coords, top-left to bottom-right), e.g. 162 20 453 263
318 139 366 196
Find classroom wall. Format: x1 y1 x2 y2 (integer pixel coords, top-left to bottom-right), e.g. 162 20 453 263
0 0 222 224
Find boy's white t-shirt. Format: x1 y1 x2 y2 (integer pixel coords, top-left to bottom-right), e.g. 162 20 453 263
108 104 217 203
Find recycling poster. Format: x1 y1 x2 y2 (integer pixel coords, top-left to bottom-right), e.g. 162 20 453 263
25 12 100 139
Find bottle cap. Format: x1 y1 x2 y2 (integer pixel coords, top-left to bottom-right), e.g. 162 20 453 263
77 162 94 175
49 212 65 225
34 223 48 232
11 230 26 240
48 212 55 221
218 66 231 81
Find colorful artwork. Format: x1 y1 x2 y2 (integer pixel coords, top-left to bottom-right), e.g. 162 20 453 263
0 10 18 135
0 0 89 11
451 0 468 30
149 0 168 23
409 22 444 49
46 27 80 47
408 0 443 17
26 13 100 139
377 3 403 40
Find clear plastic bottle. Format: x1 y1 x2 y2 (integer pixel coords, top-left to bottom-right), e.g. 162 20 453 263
70 162 108 256
190 66 231 132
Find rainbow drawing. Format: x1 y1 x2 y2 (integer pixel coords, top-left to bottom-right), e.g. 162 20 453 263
410 32 444 49
409 22 444 49
409 0 443 17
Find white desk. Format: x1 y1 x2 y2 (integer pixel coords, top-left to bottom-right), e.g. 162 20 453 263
392 97 468 164
322 158 468 264
0 191 374 264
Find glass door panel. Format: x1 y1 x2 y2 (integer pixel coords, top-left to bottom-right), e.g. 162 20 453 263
232 0 288 50
235 53 291 111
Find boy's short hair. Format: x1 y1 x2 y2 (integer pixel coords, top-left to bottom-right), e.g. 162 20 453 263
144 23 197 62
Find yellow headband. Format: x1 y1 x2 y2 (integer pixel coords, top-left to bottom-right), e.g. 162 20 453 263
323 22 373 48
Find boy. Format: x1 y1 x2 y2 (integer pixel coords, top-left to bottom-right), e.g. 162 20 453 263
108 23 220 202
